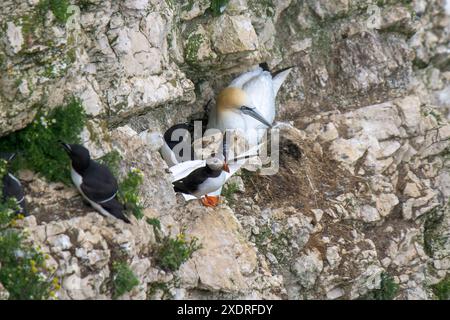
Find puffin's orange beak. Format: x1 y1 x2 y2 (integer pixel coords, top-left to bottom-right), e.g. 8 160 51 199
223 162 230 173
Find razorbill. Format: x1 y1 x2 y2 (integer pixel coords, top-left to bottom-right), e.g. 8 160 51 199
1 152 27 216
60 142 130 223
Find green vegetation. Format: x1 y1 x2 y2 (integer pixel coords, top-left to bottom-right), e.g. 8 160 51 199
77 0 94 10
155 230 201 272
222 182 240 206
165 0 175 10
423 206 445 257
254 223 293 266
146 218 161 235
118 169 145 220
359 273 399 300
147 281 173 299
210 0 229 16
147 276 180 300
431 276 450 300
182 0 195 12
441 146 450 160
423 109 443 124
39 0 71 24
0 160 60 300
248 0 275 18
185 33 205 64
19 0 72 42
98 150 122 177
0 98 86 185
99 152 145 220
111 262 139 299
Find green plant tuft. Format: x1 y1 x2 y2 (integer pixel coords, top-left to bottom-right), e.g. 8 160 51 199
210 0 229 16
98 150 122 178
155 231 201 272
0 98 86 185
431 276 450 300
423 206 445 257
359 273 399 300
118 168 145 220
0 160 60 300
38 0 71 24
111 262 139 299
99 152 145 220
222 182 240 206
185 33 205 64
147 281 173 300
146 218 161 232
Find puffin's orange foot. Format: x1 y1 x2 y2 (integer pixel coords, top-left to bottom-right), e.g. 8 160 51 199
201 195 220 207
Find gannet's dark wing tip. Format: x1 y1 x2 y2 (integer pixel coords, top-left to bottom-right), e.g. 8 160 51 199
259 62 296 77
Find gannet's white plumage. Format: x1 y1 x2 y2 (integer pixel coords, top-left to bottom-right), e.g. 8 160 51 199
207 65 292 145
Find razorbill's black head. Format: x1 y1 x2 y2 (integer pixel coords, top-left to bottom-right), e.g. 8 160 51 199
1 152 28 216
0 152 16 163
60 142 130 223
60 142 91 174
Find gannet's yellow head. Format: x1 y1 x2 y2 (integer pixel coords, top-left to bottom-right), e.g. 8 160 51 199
217 87 248 112
216 87 272 128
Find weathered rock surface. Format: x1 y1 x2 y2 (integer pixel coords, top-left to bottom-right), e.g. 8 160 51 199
1 0 449 300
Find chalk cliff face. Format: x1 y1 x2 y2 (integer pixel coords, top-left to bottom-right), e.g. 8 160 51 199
0 0 449 300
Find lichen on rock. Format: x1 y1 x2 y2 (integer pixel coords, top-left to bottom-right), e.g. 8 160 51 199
0 0 449 300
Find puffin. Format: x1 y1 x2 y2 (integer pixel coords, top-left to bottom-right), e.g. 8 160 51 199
169 141 263 206
60 142 130 223
207 63 293 146
171 157 230 207
1 152 27 216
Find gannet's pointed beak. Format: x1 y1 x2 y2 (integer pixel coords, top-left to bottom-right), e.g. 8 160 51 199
240 106 272 128
223 162 230 173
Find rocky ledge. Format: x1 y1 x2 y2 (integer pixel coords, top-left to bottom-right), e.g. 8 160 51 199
0 0 449 300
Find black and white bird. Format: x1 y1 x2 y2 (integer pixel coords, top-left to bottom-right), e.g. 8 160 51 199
60 142 130 223
160 122 195 167
171 157 230 207
159 101 212 167
1 152 27 216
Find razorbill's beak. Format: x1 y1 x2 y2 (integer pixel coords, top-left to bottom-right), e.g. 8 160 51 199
7 153 16 162
223 162 230 173
240 106 272 128
59 141 72 154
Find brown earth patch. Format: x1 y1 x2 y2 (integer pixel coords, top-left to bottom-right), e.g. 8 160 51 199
239 129 361 214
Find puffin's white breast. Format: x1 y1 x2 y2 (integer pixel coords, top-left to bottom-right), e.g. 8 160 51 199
193 171 227 198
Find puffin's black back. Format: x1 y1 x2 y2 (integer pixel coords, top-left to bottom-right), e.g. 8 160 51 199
172 166 222 195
